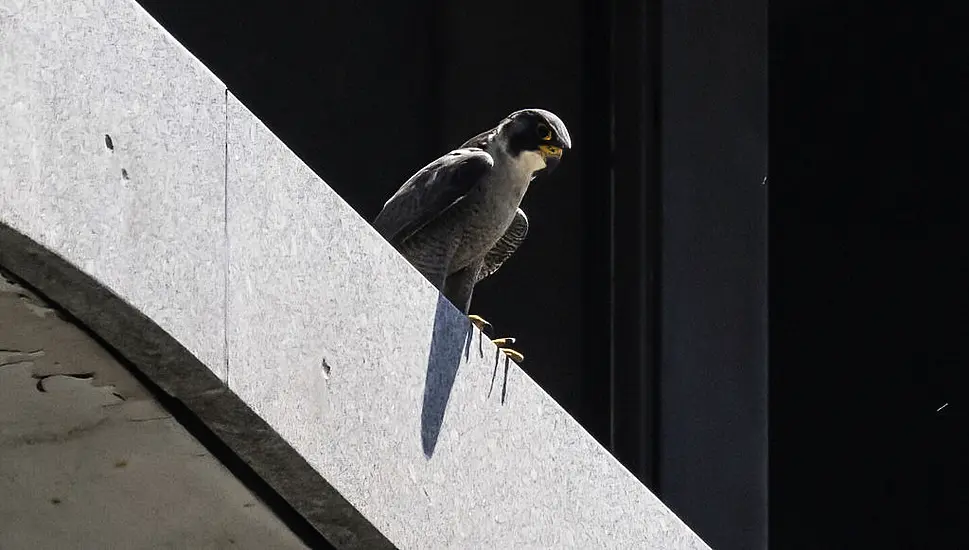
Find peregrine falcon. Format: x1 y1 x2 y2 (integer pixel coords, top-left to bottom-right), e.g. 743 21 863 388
373 109 571 363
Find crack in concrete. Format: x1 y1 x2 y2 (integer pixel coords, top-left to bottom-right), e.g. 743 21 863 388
126 416 173 423
0 360 36 371
0 349 45 368
19 296 58 318
0 416 112 449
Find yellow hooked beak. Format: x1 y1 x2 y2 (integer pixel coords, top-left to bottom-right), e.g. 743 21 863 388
539 144 563 159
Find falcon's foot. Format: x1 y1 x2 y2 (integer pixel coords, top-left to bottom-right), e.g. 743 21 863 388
468 315 524 363
492 337 524 363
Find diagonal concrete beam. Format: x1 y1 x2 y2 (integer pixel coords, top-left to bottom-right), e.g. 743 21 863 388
0 0 710 548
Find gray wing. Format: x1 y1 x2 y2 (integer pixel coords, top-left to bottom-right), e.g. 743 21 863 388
373 148 494 245
477 208 529 282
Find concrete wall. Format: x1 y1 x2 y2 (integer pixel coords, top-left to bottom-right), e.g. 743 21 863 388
0 0 710 548
0 270 306 549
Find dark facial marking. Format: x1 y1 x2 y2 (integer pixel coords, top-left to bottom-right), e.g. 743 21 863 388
506 112 550 156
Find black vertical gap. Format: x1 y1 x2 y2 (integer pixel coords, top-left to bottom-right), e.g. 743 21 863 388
425 0 444 152
609 0 662 489
580 0 614 447
643 0 663 493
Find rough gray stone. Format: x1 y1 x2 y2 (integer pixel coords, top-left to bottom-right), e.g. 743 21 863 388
0 225 225 398
180 383 387 550
0 271 306 550
0 0 227 378
0 227 382 549
226 93 710 549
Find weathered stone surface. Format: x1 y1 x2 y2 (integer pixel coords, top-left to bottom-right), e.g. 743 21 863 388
0 271 306 550
0 225 226 398
0 0 227 378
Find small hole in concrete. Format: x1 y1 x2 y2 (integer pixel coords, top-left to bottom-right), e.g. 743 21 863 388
321 358 331 380
104 134 114 150
121 168 129 180
114 459 128 468
50 498 61 505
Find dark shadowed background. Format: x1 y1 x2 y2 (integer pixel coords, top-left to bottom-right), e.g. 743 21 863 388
771 1 966 548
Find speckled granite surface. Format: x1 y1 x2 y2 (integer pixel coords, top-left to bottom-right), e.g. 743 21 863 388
0 0 226 378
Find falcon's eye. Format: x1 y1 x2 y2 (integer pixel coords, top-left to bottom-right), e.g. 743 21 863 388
536 123 552 141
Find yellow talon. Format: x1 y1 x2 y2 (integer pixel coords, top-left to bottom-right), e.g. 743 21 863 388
469 317 525 363
468 314 492 333
491 337 524 362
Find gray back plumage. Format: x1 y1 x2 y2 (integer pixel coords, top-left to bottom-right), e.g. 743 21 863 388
372 148 495 245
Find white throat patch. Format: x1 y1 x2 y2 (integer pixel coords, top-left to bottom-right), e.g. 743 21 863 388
515 150 547 177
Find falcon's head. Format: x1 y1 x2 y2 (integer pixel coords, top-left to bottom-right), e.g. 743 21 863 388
494 109 572 177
